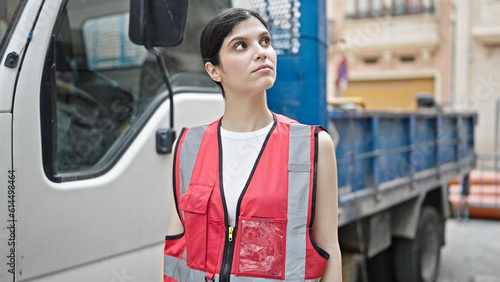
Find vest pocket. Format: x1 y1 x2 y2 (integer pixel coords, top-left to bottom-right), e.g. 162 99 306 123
179 183 214 270
164 233 185 259
237 217 287 279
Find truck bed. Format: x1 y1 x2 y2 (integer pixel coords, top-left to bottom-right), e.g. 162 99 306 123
329 109 477 226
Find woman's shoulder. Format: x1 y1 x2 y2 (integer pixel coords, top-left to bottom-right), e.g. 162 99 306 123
181 118 220 133
318 130 334 152
275 113 326 133
275 113 297 124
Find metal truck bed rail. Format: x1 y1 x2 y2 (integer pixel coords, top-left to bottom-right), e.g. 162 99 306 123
329 110 477 226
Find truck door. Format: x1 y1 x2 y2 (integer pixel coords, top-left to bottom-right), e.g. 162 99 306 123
9 0 224 280
1 0 30 279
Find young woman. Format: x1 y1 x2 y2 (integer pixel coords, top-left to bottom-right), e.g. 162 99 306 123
161 8 341 282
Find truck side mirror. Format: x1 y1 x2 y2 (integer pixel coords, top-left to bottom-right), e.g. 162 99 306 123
129 0 188 47
129 0 188 154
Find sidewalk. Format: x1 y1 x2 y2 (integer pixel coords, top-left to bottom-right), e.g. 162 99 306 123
438 218 500 282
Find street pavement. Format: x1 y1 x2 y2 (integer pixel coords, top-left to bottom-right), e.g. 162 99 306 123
438 218 500 282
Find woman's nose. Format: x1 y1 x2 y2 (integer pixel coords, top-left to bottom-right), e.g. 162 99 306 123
254 44 267 60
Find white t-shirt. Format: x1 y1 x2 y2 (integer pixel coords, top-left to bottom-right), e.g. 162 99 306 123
220 122 273 227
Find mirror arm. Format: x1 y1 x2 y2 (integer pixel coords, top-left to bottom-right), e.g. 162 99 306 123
145 44 177 154
145 45 175 130
140 14 175 130
141 20 176 153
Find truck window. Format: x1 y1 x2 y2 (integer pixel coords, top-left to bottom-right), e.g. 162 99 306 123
41 0 229 181
0 0 26 56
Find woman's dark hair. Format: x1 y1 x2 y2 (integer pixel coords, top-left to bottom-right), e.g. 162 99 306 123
200 8 268 96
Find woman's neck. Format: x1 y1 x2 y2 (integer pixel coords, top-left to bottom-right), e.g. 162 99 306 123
221 90 273 132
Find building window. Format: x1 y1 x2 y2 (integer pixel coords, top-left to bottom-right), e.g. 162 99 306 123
357 0 370 18
400 56 415 63
348 0 434 19
404 0 423 14
364 57 378 64
393 0 406 15
371 0 384 17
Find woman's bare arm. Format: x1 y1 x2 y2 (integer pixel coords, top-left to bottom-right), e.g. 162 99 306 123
314 130 342 282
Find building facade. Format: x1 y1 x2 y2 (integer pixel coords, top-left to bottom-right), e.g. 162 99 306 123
454 0 500 154
327 0 453 110
327 0 500 154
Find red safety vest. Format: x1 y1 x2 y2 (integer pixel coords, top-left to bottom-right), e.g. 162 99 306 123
164 114 329 282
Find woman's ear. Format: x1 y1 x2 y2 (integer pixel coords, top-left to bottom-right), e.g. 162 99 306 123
205 62 222 82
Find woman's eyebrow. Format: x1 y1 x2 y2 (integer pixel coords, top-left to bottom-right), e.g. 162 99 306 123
226 31 270 47
227 36 247 47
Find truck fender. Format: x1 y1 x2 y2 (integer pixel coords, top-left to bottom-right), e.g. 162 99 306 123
391 194 425 239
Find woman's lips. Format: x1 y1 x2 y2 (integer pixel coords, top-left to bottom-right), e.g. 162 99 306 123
253 64 273 73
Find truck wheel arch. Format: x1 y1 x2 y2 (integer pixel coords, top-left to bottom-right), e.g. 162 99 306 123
391 186 446 242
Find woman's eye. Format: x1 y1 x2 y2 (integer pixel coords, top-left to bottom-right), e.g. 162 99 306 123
234 42 246 51
261 37 271 46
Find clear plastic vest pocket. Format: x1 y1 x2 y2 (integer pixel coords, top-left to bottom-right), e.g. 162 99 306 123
237 217 287 279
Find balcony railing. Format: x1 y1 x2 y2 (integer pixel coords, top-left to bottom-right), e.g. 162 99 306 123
347 1 435 20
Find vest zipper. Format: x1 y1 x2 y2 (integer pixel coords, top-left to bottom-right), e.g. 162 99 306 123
228 226 234 241
220 226 236 282
217 115 277 281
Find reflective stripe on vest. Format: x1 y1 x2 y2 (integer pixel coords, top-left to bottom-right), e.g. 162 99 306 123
285 123 311 280
164 255 321 282
179 125 208 200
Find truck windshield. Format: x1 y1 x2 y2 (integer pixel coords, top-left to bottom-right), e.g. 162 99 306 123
0 0 26 56
43 0 230 177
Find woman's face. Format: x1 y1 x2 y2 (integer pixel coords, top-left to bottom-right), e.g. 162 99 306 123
206 17 277 97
